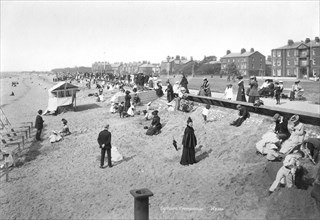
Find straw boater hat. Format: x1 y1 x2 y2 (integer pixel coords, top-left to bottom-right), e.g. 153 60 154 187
272 113 280 121
289 115 299 123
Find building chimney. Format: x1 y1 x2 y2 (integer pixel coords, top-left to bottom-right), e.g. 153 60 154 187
315 37 320 43
226 50 231 55
241 48 246 54
250 48 254 52
288 40 294 46
305 38 311 43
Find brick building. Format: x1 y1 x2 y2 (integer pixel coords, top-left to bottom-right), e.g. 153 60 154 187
220 49 266 76
271 37 320 78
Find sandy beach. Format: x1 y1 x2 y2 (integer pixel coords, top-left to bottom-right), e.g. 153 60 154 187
1 72 320 219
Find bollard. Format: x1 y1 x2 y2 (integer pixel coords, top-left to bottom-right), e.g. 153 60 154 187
130 188 153 220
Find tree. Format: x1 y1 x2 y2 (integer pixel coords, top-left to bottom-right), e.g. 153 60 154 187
226 62 239 76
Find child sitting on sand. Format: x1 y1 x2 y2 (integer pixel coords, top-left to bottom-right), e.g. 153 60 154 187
202 104 210 123
59 118 71 136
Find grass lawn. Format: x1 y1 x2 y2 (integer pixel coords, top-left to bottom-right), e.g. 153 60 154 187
159 75 320 104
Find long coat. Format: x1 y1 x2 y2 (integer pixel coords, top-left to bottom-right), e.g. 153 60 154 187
124 94 131 111
35 115 44 130
236 81 246 102
248 80 259 97
166 83 174 102
180 125 197 165
97 129 112 149
180 76 189 93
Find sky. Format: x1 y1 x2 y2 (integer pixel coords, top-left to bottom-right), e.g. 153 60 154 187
1 0 319 71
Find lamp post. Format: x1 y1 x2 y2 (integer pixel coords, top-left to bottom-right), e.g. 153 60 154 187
166 56 171 79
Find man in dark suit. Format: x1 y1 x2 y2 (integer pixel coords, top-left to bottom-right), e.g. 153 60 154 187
35 109 44 141
97 124 112 168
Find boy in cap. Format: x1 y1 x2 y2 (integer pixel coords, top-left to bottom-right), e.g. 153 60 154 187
97 124 112 168
274 81 282 104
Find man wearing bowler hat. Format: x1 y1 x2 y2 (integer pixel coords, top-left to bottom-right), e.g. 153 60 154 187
97 124 112 168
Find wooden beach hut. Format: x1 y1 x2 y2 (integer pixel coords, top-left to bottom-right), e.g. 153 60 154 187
45 82 80 114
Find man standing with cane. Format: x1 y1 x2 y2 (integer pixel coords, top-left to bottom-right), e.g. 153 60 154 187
97 124 112 169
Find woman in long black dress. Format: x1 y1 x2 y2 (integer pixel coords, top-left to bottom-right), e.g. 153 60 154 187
236 75 246 102
124 90 131 112
180 117 197 165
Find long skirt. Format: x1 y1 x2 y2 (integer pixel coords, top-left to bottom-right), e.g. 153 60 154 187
180 146 196 165
248 96 259 103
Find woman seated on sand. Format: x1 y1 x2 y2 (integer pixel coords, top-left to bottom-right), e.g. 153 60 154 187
146 110 162 135
59 118 71 136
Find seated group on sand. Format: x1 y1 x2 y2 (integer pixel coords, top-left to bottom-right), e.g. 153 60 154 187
254 113 319 196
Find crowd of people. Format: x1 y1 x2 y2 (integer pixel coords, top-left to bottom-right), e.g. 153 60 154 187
32 71 318 211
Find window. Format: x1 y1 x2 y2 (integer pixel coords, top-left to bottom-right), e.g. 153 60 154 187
287 69 291 76
273 51 276 57
313 49 316 56
313 59 316 65
287 60 290 65
277 60 281 66
287 51 290 57
252 57 254 62
294 69 298 76
260 57 262 62
277 69 281 76
273 69 276 76
277 51 281 57
294 58 298 65
252 64 254 68
273 60 276 66
260 64 262 68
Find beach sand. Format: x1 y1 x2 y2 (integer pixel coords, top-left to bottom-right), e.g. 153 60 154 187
0 73 319 219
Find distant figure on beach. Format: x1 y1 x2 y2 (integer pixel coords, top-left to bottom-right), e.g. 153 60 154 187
180 74 189 93
119 102 125 118
248 76 259 103
155 82 164 97
180 117 197 166
274 81 283 105
236 76 246 102
146 110 162 136
230 105 250 127
198 78 211 97
202 104 210 123
124 90 131 112
165 80 174 103
224 84 233 100
289 80 304 101
97 124 112 168
35 110 44 141
59 118 71 136
10 92 14 96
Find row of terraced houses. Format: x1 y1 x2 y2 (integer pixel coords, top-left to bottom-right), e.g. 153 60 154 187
91 37 320 79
